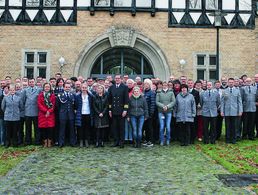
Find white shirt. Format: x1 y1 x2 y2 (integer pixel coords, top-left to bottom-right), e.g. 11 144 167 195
81 94 90 115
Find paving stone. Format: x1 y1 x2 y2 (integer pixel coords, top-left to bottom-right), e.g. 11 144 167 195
0 145 252 194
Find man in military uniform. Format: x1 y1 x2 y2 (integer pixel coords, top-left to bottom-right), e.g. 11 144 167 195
200 81 220 144
57 82 76 147
221 78 243 144
22 78 42 145
241 77 258 140
108 75 129 148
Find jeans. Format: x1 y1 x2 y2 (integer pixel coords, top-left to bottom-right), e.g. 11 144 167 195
130 115 145 142
158 112 172 144
0 119 5 145
124 119 133 141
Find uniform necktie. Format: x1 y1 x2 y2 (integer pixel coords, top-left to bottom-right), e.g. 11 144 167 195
209 90 211 97
12 95 13 101
248 86 251 93
230 88 232 93
31 87 34 93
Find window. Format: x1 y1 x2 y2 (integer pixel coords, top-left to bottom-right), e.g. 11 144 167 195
172 0 185 9
26 53 34 63
94 0 110 6
44 0 57 7
156 0 168 9
136 0 151 8
91 48 153 79
0 0 5 6
60 0 73 7
189 0 201 9
9 0 22 6
209 56 216 65
38 53 47 64
26 0 40 7
23 50 50 79
114 0 131 7
206 0 218 10
197 55 205 65
222 1 235 10
196 54 217 81
239 0 251 10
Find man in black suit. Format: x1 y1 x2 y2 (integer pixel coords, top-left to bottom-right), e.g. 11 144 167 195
188 79 200 144
108 75 129 148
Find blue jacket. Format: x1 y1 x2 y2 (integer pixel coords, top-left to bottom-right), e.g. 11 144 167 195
75 93 93 127
143 89 156 117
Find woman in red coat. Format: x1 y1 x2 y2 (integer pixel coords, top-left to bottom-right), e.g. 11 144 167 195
38 83 56 147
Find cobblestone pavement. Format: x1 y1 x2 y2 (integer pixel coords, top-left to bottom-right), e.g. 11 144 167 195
0 145 252 194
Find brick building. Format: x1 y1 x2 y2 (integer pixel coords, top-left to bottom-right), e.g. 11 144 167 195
0 0 257 81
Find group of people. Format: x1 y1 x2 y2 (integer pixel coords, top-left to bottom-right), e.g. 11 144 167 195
0 73 257 148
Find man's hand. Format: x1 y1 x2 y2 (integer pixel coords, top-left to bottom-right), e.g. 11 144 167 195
109 111 112 118
99 113 103 117
239 112 242 117
221 112 224 117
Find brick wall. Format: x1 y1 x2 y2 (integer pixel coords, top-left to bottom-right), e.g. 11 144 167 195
0 11 256 80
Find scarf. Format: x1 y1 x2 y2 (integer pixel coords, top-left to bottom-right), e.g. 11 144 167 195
44 92 53 109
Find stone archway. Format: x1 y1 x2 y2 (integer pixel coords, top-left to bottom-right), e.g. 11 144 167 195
74 26 170 80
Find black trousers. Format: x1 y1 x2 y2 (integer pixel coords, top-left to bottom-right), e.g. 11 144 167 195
40 128 54 140
77 114 91 141
190 116 198 144
25 116 40 145
112 115 125 144
202 116 217 144
18 117 25 145
178 122 191 146
243 112 256 139
216 114 223 140
171 117 179 141
96 128 105 142
5 121 19 147
225 116 237 143
143 117 154 143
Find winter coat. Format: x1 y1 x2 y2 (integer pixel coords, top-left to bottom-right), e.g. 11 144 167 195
37 92 56 128
93 94 109 129
143 89 156 117
174 92 196 123
156 89 176 113
128 95 149 118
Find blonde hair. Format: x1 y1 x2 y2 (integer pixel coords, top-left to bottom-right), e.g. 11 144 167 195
144 78 153 89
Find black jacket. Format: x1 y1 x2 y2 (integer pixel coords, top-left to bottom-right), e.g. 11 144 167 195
93 94 109 129
108 83 129 116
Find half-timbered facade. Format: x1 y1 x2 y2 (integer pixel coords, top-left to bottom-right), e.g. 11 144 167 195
0 0 257 80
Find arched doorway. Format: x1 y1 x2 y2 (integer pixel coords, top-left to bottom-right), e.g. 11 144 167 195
74 26 171 80
91 47 153 79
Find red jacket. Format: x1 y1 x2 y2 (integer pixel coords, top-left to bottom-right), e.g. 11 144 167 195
37 92 56 128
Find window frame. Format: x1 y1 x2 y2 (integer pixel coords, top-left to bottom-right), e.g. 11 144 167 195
194 53 218 81
22 49 51 80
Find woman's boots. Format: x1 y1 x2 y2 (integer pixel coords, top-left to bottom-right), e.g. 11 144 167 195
43 139 52 148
